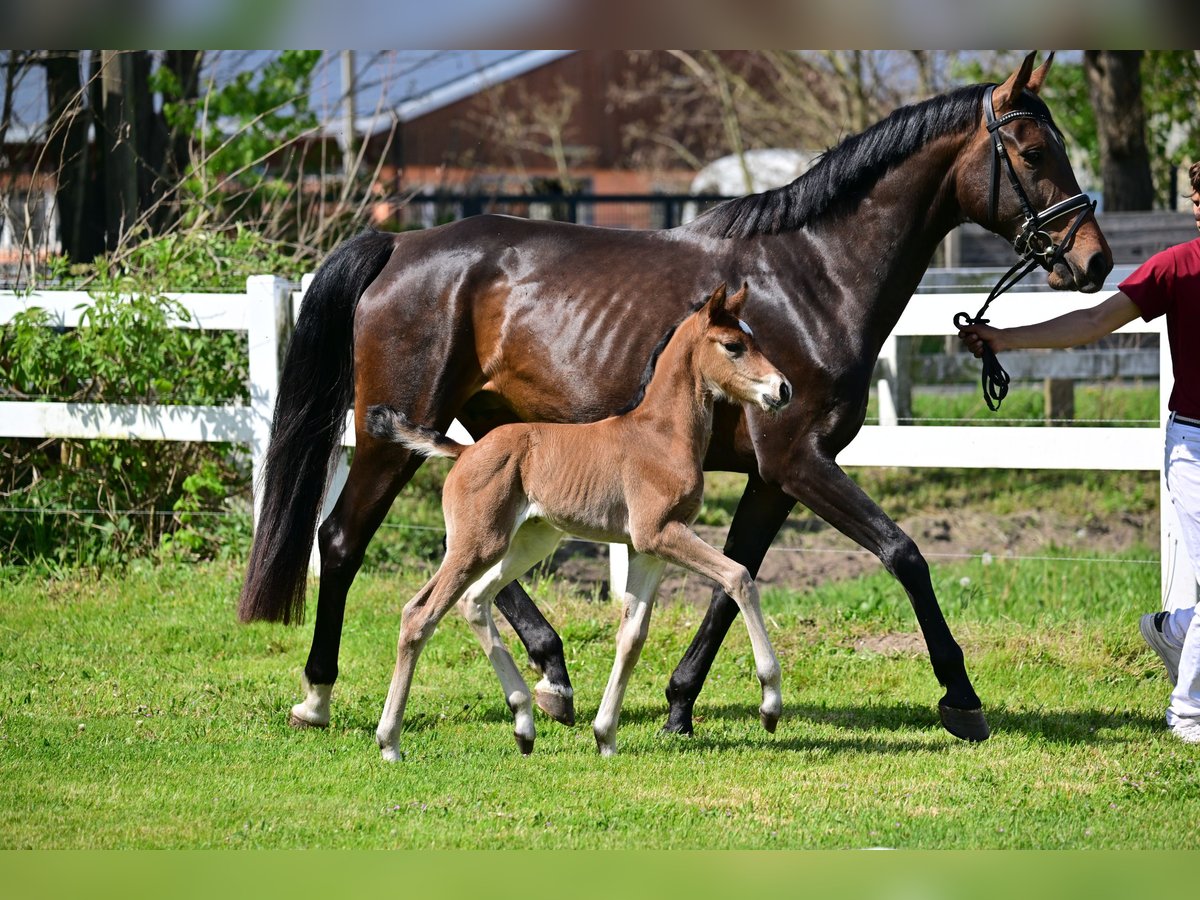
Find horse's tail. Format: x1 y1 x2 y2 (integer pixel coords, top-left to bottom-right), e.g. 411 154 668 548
238 230 396 625
364 406 467 460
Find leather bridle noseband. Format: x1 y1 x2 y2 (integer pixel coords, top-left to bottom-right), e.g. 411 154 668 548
954 84 1098 411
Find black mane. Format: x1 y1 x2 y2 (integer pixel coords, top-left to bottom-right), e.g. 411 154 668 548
616 296 709 415
690 83 992 239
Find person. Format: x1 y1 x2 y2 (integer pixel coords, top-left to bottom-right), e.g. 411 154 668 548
959 161 1200 744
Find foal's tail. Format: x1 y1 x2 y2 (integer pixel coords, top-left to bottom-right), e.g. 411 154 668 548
238 230 396 625
364 406 468 460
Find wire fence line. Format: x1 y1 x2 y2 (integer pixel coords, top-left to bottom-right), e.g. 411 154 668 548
0 504 1160 568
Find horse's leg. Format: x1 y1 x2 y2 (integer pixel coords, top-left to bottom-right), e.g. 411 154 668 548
663 475 795 734
775 451 989 741
646 523 782 735
592 552 666 756
457 412 575 726
290 442 422 729
455 520 565 755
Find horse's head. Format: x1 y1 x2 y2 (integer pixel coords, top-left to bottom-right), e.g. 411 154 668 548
696 282 791 413
958 52 1112 292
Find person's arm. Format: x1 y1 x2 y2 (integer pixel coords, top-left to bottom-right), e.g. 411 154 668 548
958 291 1142 357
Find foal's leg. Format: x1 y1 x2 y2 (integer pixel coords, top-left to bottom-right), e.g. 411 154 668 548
376 551 490 761
664 476 795 735
457 415 575 726
292 441 423 728
775 452 988 741
646 523 783 733
455 520 564 755
592 552 666 756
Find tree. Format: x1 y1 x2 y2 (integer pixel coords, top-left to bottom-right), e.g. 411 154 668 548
1083 51 1154 211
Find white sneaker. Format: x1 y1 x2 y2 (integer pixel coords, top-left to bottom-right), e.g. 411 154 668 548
1171 720 1200 744
1140 612 1181 684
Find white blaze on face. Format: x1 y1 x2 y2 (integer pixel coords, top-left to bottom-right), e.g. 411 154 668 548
737 319 754 337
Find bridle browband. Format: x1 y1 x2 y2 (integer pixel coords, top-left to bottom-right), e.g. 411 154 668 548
954 84 1098 411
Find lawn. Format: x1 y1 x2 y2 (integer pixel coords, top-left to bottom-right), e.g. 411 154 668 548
1 526 1190 849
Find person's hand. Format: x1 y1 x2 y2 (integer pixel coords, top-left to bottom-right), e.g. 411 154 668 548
958 323 1005 358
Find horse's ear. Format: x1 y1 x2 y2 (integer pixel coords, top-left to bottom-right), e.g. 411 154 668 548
705 282 729 318
1027 51 1055 94
726 281 749 317
993 51 1037 111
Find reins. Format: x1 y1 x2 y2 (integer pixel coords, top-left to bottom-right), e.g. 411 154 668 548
955 85 1096 411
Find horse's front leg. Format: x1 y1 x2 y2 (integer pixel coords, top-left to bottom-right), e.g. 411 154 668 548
663 475 795 734
768 447 989 741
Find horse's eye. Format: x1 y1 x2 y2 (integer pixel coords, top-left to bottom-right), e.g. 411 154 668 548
1020 148 1043 165
722 341 746 356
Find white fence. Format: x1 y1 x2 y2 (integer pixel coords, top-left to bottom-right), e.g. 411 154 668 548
1 277 1190 609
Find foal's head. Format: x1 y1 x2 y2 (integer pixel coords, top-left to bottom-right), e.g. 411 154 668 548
694 283 791 413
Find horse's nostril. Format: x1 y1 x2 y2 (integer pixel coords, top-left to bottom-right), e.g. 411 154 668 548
778 381 791 405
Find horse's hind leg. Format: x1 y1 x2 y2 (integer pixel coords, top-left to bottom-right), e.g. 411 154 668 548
592 552 666 756
664 475 795 735
458 412 575 726
291 440 424 729
773 451 988 741
455 520 564 755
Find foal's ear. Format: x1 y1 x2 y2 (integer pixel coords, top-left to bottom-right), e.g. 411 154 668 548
726 282 749 317
993 51 1038 111
705 282 729 318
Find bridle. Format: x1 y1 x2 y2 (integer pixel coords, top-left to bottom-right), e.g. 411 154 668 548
982 84 1095 266
954 84 1098 410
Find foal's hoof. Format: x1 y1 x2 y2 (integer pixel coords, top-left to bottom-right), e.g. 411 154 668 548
938 702 991 742
514 733 535 756
288 711 329 730
534 682 576 727
759 709 780 734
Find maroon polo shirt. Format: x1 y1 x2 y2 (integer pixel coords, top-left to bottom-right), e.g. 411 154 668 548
1120 236 1200 420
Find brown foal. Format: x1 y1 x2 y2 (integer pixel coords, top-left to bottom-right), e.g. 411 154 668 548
365 283 791 759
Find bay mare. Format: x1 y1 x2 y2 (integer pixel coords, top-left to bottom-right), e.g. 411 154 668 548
240 53 1112 743
365 283 791 759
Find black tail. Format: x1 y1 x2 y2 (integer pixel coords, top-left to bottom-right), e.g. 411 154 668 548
238 230 396 624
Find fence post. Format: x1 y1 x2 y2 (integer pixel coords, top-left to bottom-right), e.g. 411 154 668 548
876 334 912 426
246 275 291 530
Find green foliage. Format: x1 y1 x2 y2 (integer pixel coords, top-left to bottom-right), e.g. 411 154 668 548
0 228 307 568
153 51 325 230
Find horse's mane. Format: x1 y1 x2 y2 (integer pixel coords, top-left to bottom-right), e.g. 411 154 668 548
690 83 993 239
616 296 710 415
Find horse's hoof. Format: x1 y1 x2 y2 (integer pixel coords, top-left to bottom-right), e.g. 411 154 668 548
760 709 779 734
662 708 694 736
514 733 535 756
288 712 329 730
938 702 990 742
534 684 575 727
594 733 617 757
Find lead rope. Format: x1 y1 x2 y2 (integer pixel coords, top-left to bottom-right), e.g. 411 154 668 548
953 255 1040 411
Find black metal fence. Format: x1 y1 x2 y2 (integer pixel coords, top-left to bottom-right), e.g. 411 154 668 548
399 193 737 232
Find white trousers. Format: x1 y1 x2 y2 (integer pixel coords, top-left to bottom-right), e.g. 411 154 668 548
1160 418 1200 725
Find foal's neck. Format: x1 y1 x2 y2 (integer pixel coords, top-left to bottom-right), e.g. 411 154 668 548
623 318 715 461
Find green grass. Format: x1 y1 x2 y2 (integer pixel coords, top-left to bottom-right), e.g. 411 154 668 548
1 541 1189 849
866 383 1158 425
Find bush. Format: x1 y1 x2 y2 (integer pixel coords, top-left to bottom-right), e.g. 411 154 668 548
0 227 313 570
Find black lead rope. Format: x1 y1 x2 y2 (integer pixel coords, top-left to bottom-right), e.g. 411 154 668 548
953 255 1040 411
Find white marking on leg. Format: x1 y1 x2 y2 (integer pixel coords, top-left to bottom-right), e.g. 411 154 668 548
290 674 333 727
